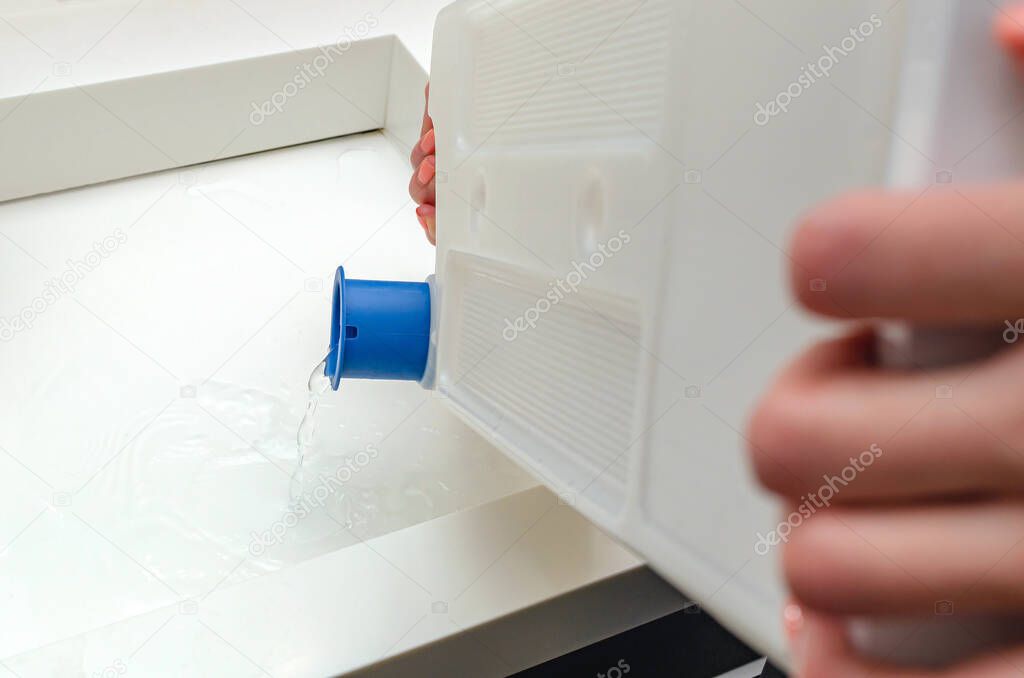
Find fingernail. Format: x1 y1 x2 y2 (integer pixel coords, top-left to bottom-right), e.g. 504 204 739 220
783 601 807 669
417 156 435 184
420 128 435 154
423 214 436 245
416 205 436 244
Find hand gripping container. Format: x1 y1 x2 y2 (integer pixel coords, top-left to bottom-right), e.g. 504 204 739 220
328 0 1024 668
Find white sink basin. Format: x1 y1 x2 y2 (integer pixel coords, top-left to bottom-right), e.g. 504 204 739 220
0 6 679 674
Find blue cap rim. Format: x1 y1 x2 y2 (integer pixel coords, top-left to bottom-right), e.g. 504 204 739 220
327 266 346 390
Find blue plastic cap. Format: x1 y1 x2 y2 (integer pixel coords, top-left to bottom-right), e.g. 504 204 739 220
326 266 431 390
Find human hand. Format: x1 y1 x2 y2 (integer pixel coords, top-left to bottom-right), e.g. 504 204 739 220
748 7 1024 676
409 82 436 245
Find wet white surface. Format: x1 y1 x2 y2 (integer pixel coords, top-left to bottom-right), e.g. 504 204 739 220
0 131 537 664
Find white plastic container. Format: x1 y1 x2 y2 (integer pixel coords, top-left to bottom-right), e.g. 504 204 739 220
426 0 907 666
342 0 1024 668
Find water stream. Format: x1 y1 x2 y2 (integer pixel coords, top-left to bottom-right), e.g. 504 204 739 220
290 357 331 500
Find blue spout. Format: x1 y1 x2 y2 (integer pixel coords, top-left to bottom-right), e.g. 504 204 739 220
325 266 431 390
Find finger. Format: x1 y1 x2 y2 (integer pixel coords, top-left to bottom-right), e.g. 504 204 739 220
408 156 436 205
410 142 425 170
416 204 436 245
782 501 1024 618
790 183 1024 323
795 609 899 678
420 82 433 136
748 330 1024 502
410 128 434 170
791 607 1024 678
417 154 435 185
995 4 1024 61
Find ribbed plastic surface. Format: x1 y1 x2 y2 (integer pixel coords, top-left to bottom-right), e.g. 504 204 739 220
467 0 672 144
438 254 640 515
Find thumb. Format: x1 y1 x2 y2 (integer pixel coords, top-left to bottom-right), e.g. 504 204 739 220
793 609 927 678
798 611 864 678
